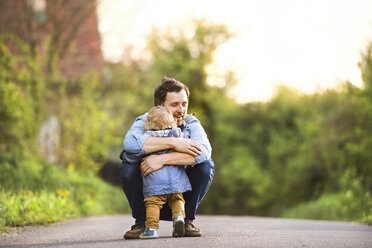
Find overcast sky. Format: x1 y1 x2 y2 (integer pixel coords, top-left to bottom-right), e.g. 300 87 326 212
97 0 372 103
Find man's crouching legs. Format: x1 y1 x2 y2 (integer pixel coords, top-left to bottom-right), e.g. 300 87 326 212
119 162 146 239
183 159 215 237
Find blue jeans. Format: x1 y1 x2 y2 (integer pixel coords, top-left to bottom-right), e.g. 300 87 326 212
119 159 215 226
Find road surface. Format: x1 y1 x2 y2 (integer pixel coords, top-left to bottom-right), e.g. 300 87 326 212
1 215 371 248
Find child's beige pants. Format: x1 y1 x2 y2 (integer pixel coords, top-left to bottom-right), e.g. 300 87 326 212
144 193 185 229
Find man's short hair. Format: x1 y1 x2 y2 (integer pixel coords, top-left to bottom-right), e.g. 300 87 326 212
154 77 190 106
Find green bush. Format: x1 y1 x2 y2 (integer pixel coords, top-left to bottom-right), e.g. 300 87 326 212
281 192 372 225
281 169 372 224
0 156 130 232
54 72 119 172
0 35 117 172
0 34 45 155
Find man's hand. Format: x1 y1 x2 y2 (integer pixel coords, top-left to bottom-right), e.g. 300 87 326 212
143 137 203 157
140 154 165 176
172 138 203 157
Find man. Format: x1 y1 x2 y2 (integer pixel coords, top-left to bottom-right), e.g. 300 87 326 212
119 77 215 239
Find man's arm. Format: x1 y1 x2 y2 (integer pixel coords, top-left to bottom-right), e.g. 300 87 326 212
186 116 212 164
141 152 195 176
123 114 149 156
141 116 212 176
142 116 212 164
143 136 203 157
124 114 202 157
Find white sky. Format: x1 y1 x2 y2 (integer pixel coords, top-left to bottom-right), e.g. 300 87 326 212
97 0 372 103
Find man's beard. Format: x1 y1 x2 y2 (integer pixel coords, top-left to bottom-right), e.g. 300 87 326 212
175 114 184 125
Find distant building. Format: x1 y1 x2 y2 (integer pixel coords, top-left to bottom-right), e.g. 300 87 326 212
0 0 103 79
0 0 104 163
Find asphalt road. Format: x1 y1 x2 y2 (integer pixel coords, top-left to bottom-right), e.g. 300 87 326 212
0 215 371 248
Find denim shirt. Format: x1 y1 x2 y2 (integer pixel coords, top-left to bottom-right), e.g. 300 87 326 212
123 113 212 165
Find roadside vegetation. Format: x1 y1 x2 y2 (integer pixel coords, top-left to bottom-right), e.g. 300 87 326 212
1 16 371 232
0 155 129 232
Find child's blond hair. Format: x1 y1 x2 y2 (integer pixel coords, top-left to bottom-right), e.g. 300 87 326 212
143 106 176 131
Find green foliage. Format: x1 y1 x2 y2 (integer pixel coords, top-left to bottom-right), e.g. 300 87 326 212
0 190 78 230
218 147 272 215
1 18 372 228
0 34 117 172
0 155 130 232
359 41 372 97
54 72 117 172
0 34 45 154
145 19 232 141
0 34 127 232
282 169 372 224
113 21 371 224
99 62 154 159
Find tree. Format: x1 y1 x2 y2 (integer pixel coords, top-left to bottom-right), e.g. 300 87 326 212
145 19 232 143
359 41 372 97
0 34 45 155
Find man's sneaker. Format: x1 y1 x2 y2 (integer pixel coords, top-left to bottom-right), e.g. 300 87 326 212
172 216 185 237
139 228 159 239
184 219 202 237
123 224 145 239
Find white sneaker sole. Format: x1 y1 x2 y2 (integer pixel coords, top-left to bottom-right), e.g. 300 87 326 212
172 220 185 237
139 235 159 239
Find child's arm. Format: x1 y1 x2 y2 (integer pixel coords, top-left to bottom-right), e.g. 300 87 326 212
140 152 195 176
